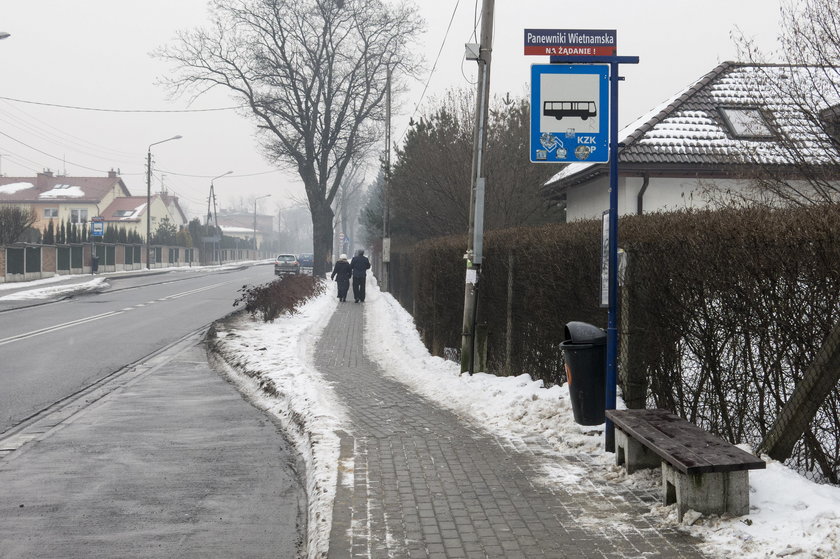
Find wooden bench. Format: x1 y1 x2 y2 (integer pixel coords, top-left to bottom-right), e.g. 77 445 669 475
605 408 766 521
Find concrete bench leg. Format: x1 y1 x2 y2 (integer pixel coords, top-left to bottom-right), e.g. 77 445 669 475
614 428 661 474
661 463 750 521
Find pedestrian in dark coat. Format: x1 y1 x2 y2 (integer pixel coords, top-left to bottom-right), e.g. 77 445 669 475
331 253 352 302
349 249 371 303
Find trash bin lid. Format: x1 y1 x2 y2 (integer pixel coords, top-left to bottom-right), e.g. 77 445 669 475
563 321 606 345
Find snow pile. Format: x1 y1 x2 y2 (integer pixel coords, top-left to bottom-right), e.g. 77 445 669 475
208 290 345 559
362 278 605 455
0 276 108 300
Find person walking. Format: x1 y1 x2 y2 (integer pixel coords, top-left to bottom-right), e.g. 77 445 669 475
349 249 371 303
331 253 352 302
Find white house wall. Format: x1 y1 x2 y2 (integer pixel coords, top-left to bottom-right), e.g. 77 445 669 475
565 175 753 221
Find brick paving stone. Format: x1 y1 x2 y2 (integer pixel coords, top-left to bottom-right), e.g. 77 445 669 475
321 304 710 558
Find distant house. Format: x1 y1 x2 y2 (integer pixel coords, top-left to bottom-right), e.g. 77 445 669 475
0 170 187 241
0 170 130 234
541 62 840 220
99 192 188 239
216 211 274 250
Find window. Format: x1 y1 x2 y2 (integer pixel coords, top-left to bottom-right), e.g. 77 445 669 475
114 209 135 217
70 209 88 223
44 208 59 218
819 104 840 144
719 107 775 139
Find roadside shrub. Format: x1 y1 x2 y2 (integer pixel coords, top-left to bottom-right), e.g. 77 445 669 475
233 274 325 322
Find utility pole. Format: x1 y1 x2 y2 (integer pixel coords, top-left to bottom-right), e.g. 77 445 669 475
460 0 494 374
382 67 392 292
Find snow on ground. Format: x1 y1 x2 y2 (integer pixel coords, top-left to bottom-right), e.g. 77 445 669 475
0 276 109 300
360 280 840 559
8 270 840 558
0 261 267 301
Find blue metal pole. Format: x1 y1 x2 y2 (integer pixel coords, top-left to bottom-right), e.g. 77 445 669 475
548 52 637 453
605 62 620 453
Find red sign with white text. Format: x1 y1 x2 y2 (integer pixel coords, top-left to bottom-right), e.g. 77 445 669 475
524 29 617 57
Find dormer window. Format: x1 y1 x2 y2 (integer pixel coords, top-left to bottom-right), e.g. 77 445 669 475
819 104 840 144
114 209 135 217
719 107 776 139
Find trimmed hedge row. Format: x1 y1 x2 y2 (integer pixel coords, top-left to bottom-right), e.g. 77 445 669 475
410 204 840 483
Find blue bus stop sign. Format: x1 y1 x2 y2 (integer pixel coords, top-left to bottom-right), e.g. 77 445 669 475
530 64 609 164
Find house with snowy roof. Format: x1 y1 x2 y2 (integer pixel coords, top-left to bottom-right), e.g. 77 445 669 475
98 191 188 239
541 61 840 220
0 170 130 234
0 170 187 241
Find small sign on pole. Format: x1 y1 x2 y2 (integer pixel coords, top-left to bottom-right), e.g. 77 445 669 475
524 29 617 57
600 210 610 308
91 217 104 237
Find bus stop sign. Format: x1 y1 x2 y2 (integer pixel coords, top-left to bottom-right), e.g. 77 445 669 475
530 64 609 164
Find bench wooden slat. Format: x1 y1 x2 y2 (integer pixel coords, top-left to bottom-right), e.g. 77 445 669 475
606 409 765 474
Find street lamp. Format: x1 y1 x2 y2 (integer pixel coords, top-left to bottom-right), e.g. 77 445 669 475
208 171 232 265
146 135 182 269
0 32 10 40
253 194 271 254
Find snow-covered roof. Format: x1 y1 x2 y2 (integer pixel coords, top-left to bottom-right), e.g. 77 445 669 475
544 62 840 192
0 182 34 195
39 184 85 198
0 172 129 203
220 225 255 234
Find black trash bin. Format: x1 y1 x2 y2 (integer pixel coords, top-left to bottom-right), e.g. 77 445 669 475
91 255 99 273
560 321 606 425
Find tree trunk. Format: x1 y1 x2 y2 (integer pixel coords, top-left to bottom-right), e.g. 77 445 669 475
312 202 334 278
758 320 840 462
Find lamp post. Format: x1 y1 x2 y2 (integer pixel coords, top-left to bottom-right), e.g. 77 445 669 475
207 171 232 265
253 194 271 256
146 135 181 269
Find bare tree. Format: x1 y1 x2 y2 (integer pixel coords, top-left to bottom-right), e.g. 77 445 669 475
157 0 423 275
0 205 37 245
334 164 366 256
732 0 840 206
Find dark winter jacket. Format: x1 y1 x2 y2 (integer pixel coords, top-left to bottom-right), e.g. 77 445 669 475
331 260 352 282
349 254 371 278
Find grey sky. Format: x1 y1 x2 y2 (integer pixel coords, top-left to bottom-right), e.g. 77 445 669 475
0 0 781 220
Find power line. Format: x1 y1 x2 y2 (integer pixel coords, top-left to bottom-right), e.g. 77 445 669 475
156 168 282 179
0 95 244 113
0 130 112 174
397 0 462 143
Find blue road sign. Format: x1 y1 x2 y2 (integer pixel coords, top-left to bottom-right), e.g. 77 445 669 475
91 220 104 237
530 64 610 164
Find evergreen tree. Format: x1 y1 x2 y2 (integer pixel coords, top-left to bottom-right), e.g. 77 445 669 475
43 220 55 244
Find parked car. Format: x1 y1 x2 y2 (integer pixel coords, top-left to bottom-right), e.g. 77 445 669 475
274 254 300 276
297 253 314 269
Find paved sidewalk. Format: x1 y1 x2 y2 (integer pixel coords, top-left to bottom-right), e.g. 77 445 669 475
317 303 709 559
0 334 304 558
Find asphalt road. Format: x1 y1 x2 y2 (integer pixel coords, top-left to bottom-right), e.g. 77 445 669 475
0 264 272 434
0 264 306 557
